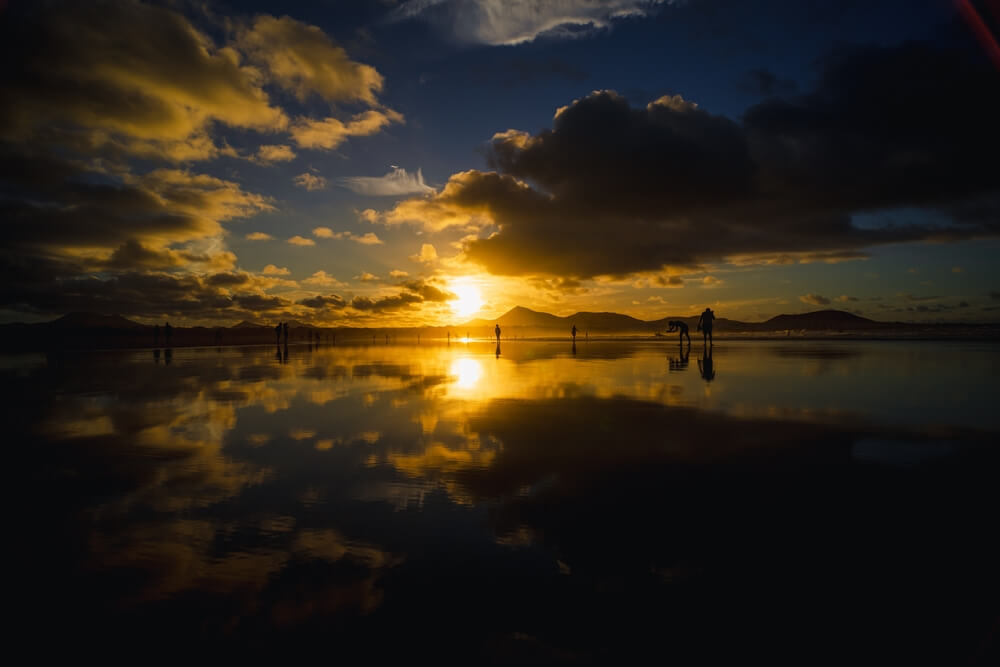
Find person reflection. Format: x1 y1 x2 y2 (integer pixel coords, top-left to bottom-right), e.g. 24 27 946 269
153 348 160 364
669 342 690 371
698 345 715 382
495 342 501 358
164 347 172 365
282 343 289 364
572 340 577 355
275 344 282 363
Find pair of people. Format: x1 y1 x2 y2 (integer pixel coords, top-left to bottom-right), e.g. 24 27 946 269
666 308 716 345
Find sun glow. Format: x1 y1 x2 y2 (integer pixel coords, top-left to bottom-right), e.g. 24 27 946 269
450 357 483 390
449 280 484 318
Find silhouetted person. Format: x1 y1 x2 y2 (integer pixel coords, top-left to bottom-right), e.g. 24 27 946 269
698 345 715 382
154 324 160 346
275 323 282 344
447 331 451 344
669 341 690 371
214 328 223 346
164 321 173 345
571 324 578 341
282 322 289 345
495 323 501 342
666 320 691 345
697 307 715 345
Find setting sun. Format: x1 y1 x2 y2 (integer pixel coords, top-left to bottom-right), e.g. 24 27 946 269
449 280 484 318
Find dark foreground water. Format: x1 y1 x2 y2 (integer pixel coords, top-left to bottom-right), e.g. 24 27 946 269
10 340 1000 663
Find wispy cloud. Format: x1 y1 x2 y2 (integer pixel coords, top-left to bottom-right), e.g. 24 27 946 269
394 0 668 46
341 167 434 196
800 293 831 306
312 227 383 244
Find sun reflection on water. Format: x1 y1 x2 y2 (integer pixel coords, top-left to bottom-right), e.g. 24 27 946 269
449 357 483 390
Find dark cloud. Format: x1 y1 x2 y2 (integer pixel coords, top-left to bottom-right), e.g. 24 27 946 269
390 43 1000 278
298 294 347 310
400 280 455 302
738 69 798 97
350 293 424 312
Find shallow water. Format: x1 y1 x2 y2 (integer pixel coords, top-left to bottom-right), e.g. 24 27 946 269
12 340 1000 663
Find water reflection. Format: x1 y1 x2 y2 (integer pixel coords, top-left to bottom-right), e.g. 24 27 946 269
11 341 1000 662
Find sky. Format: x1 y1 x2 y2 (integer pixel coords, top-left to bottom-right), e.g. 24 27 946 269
2 0 999 326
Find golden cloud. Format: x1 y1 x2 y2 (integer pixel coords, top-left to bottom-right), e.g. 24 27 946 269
290 110 404 150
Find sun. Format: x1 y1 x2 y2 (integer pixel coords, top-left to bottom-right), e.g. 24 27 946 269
449 280 484 318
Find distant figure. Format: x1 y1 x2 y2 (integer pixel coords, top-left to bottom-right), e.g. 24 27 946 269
275 322 282 344
164 321 173 345
466 331 470 340
447 331 451 344
495 342 501 358
698 346 715 382
571 324 578 341
495 323 501 342
697 308 716 345
154 324 160 346
282 322 289 344
666 320 691 345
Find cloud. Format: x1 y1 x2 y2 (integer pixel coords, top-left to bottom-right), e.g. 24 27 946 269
350 293 424 312
237 15 384 106
341 167 434 196
389 270 410 278
800 294 831 306
288 236 316 246
356 272 380 282
701 276 722 286
294 173 328 191
290 110 404 150
388 43 1000 279
312 228 383 244
303 271 347 288
261 265 290 276
835 295 858 303
358 209 380 224
394 0 668 45
254 144 296 164
0 1 289 162
410 243 439 264
246 232 275 241
298 294 347 310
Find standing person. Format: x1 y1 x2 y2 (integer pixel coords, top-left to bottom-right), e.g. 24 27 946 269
154 324 160 347
494 323 501 342
571 324 578 341
275 322 282 345
282 321 289 345
697 307 716 345
164 321 173 346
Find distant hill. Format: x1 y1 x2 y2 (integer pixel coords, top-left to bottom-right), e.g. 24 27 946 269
761 310 888 331
231 320 268 329
52 312 144 328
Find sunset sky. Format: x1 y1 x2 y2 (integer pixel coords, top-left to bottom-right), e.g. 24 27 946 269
2 0 999 326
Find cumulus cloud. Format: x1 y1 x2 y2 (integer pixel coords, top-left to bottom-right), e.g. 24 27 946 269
254 144 296 164
287 236 316 246
294 173 328 191
290 110 404 150
388 43 1000 279
356 272 381 282
237 15 384 106
341 167 434 196
800 294 831 306
410 243 439 263
358 208 380 224
394 0 668 45
303 271 348 288
298 294 347 310
261 264 290 276
312 228 383 244
246 232 275 241
389 270 410 278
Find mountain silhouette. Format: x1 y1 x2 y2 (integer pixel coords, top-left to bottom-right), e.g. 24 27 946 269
52 312 144 328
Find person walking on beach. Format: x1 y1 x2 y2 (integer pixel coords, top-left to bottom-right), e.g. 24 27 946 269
571 324 578 342
697 308 715 345
494 323 501 342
